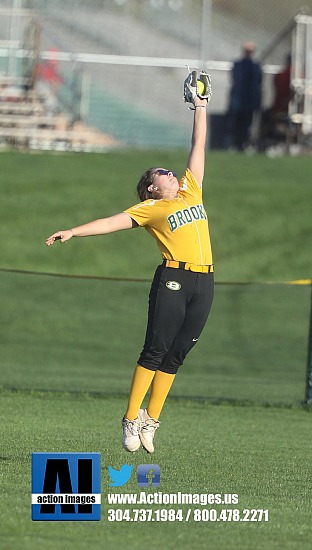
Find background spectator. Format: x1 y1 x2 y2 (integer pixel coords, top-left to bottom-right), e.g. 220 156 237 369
272 53 292 114
228 41 262 151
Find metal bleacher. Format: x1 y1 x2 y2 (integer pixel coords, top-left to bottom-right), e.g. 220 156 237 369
0 77 107 152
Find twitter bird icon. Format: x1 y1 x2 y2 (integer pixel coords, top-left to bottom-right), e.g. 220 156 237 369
108 464 133 487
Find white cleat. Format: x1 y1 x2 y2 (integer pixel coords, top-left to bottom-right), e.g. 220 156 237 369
122 417 141 452
138 409 160 453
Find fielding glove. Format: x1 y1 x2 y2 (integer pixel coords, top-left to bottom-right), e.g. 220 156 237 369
184 69 212 108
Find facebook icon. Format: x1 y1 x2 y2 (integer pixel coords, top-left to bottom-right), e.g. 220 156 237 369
137 464 160 487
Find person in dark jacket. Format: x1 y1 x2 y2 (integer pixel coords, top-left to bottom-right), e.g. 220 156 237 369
228 41 262 151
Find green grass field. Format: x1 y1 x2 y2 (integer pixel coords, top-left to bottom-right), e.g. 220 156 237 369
1 150 312 549
0 149 311 281
1 391 312 550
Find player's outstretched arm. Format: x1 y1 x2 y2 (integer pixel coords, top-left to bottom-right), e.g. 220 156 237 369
186 97 208 188
45 212 137 246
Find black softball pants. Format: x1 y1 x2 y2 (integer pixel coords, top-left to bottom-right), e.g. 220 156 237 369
138 264 214 374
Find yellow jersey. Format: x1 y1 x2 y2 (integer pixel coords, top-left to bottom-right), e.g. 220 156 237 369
124 168 213 265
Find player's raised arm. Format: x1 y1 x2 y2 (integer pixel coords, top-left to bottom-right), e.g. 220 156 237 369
184 70 212 187
45 212 137 246
187 98 208 187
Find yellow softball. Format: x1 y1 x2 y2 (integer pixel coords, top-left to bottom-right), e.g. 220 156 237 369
197 80 205 95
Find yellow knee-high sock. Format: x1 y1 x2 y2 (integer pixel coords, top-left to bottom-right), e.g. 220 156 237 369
147 370 176 420
125 365 156 421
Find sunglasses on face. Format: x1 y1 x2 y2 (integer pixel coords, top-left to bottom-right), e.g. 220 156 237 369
156 169 178 178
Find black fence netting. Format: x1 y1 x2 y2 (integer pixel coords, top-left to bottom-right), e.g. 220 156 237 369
0 269 310 406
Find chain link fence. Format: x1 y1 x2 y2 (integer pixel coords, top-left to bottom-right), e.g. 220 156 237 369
1 0 312 147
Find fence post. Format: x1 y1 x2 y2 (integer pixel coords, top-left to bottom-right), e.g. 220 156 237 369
305 282 312 404
200 0 212 65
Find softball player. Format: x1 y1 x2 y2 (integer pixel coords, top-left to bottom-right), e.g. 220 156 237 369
46 75 213 454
